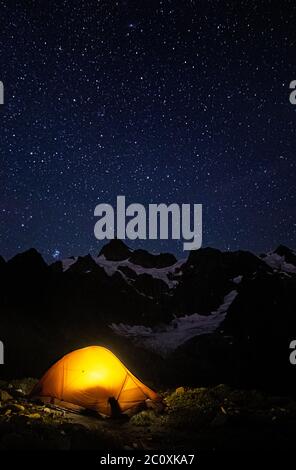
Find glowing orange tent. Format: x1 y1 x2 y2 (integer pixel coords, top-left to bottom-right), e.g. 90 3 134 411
30 346 160 416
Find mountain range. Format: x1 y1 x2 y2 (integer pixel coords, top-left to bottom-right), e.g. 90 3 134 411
0 240 295 394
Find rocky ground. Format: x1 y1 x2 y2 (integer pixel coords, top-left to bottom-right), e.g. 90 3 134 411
1 378 296 451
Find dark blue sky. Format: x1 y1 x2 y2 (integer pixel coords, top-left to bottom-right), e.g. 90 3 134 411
1 0 295 261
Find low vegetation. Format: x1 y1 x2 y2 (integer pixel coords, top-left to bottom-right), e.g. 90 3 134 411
0 379 296 450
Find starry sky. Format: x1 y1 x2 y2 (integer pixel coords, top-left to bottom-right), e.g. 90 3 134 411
1 0 295 261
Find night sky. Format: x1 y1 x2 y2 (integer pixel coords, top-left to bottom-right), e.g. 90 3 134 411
1 0 295 261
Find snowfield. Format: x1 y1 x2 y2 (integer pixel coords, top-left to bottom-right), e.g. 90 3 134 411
62 254 186 288
110 290 238 357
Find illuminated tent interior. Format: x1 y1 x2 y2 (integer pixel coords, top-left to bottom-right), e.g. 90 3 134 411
30 346 160 416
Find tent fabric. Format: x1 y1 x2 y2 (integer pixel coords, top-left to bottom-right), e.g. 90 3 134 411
30 346 160 416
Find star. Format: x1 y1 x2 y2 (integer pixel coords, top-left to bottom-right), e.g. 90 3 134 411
0 1 295 260
52 249 61 260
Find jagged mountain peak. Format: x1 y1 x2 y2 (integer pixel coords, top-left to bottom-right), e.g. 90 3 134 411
98 240 177 268
274 245 296 264
98 239 132 261
185 246 266 276
7 248 47 271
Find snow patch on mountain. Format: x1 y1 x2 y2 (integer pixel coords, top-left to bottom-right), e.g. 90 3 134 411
61 257 77 271
62 253 185 288
262 253 296 274
110 290 238 357
232 275 243 284
95 255 185 288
